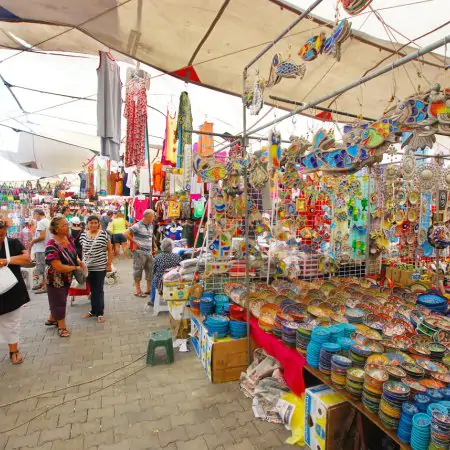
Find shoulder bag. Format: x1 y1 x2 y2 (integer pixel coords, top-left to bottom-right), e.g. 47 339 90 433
0 239 19 295
56 241 86 285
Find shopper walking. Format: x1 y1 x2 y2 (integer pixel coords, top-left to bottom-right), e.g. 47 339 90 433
45 217 85 337
0 217 31 364
29 209 50 294
149 238 181 306
124 209 154 297
80 216 112 323
110 211 129 259
70 217 83 259
100 210 113 232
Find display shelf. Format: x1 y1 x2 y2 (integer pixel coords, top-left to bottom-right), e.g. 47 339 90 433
303 364 411 450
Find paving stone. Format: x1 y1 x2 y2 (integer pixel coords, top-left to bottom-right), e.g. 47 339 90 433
5 431 40 449
170 411 197 428
231 423 260 444
217 401 244 417
186 421 215 440
71 420 101 437
251 431 283 449
87 406 115 420
57 408 88 427
51 435 84 450
39 425 71 444
203 431 235 449
84 430 115 447
176 437 208 450
157 426 188 447
233 439 256 450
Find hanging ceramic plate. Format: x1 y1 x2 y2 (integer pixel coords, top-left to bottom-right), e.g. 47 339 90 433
409 191 419 205
394 210 405 224
407 209 417 222
396 190 407 205
370 193 378 205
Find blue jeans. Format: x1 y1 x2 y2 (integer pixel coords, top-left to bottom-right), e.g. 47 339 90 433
150 278 158 304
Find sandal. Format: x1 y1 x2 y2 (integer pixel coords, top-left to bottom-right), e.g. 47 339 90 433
45 320 57 326
9 351 24 365
134 293 146 298
35 289 47 295
58 328 70 337
82 312 94 319
97 316 105 324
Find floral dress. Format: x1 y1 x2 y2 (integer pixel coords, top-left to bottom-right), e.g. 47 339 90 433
45 238 78 288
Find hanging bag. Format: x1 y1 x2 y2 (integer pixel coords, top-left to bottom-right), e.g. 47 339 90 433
0 238 18 295
56 242 86 286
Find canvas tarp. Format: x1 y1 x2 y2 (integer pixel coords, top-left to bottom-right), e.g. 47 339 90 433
0 0 448 120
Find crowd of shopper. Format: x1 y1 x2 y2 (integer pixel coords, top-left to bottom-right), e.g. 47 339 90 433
0 205 182 364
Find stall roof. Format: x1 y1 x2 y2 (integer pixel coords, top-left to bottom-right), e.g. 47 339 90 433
0 0 448 120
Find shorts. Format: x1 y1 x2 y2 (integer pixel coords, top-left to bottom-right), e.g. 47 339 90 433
112 234 127 244
35 252 46 276
132 251 153 281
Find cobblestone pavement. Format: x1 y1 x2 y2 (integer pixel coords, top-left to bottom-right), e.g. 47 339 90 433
0 260 299 450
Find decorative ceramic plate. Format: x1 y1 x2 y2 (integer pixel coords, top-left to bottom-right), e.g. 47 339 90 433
366 354 389 366
419 379 446 389
409 191 419 205
385 365 407 379
385 352 405 366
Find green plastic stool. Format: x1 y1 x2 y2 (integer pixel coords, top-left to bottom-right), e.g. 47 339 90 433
146 329 174 366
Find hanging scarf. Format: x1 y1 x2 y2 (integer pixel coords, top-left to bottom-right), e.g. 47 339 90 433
175 91 193 168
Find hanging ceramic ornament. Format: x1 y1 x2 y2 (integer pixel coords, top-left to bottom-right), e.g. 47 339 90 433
407 209 417 222
250 77 264 116
385 164 397 183
268 129 282 168
401 148 416 180
324 19 352 62
341 0 372 15
298 33 326 61
193 154 227 182
408 191 419 205
396 190 407 206
440 167 450 189
414 163 439 192
266 52 306 88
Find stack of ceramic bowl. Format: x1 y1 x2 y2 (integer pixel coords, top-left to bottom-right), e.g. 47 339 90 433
427 342 447 361
379 381 411 429
428 389 445 403
417 292 448 315
430 409 450 450
427 403 447 417
229 320 247 339
345 307 365 324
283 304 307 322
346 367 365 399
214 294 230 314
296 322 314 355
403 378 428 397
440 388 450 401
362 365 388 413
397 402 419 443
222 303 230 317
273 311 293 339
282 321 300 348
401 362 425 380
189 298 200 314
414 394 432 413
200 298 215 317
343 323 357 338
204 314 229 338
337 337 354 357
410 413 431 450
349 343 373 367
331 355 352 388
386 365 407 381
329 325 345 343
319 343 342 375
229 304 245 321
306 327 331 368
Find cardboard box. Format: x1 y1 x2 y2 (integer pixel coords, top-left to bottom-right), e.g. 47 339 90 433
305 384 352 450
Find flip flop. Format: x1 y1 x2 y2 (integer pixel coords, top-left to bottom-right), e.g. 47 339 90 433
82 312 94 319
134 293 146 298
45 320 57 326
97 316 105 324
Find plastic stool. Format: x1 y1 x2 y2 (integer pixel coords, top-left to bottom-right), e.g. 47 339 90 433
146 330 174 366
153 290 169 316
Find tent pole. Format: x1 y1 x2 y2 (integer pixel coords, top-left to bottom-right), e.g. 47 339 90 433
216 34 450 155
244 0 325 71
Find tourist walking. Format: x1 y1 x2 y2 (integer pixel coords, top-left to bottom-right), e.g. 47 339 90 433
100 210 113 232
80 216 112 323
70 217 83 259
110 211 129 259
0 217 31 364
124 209 154 297
45 217 85 337
29 209 50 294
149 238 181 306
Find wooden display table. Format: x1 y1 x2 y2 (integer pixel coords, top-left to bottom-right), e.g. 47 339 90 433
303 364 411 450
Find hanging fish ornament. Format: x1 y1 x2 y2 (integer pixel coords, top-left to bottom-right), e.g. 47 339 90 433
193 154 227 182
266 52 306 87
298 33 326 62
268 129 282 168
324 19 352 62
340 0 372 15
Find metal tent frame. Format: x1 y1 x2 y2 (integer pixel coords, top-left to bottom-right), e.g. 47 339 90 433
239 0 450 363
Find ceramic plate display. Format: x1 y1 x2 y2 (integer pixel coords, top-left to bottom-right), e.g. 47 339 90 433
420 378 446 389
407 209 417 222
409 191 419 205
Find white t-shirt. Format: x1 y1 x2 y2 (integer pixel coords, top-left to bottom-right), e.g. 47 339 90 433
34 218 50 253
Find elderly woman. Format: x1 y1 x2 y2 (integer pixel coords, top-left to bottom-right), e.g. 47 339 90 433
45 217 85 337
148 238 181 306
80 215 112 323
0 217 31 364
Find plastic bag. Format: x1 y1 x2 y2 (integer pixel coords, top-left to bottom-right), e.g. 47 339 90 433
280 392 306 447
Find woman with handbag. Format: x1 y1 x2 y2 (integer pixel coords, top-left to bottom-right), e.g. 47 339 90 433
45 217 86 337
0 218 31 364
80 216 112 323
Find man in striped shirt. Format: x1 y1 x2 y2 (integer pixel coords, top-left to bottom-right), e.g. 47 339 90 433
124 209 154 297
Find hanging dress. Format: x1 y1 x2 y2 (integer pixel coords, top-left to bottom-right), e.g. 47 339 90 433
161 110 177 167
124 79 147 168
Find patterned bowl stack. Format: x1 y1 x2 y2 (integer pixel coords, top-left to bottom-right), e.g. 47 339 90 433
397 402 419 443
306 327 331 368
337 337 354 357
414 394 432 413
273 311 293 339
214 294 230 314
362 364 388 413
204 314 229 338
345 367 365 399
319 343 342 375
282 321 300 348
349 343 373 367
229 319 247 339
296 322 315 355
379 381 411 430
430 409 450 450
200 298 215 318
331 354 352 388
